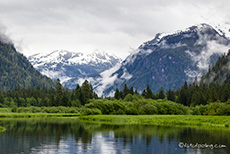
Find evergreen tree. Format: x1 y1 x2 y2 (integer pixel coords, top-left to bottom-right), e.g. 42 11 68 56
208 86 218 102
191 91 206 106
141 89 147 98
75 84 81 100
146 84 153 99
89 84 93 99
134 89 139 95
130 87 134 95
167 89 175 102
177 81 188 105
119 91 124 99
81 80 91 105
123 84 129 97
79 91 84 105
114 88 120 100
158 87 165 99
220 86 229 102
93 92 98 99
55 78 62 106
61 92 70 106
49 94 56 106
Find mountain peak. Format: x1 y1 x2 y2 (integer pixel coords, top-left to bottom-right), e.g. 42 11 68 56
28 50 121 87
156 23 215 42
188 23 212 30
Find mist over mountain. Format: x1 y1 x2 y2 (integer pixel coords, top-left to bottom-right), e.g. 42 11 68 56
200 49 230 85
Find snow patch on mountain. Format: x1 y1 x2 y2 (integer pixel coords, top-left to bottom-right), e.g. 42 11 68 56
29 50 120 66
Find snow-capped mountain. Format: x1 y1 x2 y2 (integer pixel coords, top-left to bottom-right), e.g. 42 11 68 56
82 23 230 96
28 50 122 87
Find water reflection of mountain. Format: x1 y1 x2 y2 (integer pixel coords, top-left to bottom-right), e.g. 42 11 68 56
0 118 229 154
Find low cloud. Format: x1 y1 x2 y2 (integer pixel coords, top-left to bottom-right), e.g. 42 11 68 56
95 63 121 96
186 32 230 71
0 23 12 44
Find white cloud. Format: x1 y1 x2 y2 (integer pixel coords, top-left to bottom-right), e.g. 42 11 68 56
186 31 230 71
94 64 121 96
0 23 12 44
121 67 132 80
0 0 230 59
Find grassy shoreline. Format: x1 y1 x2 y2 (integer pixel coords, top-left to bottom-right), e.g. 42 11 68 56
0 113 80 118
1 112 230 129
79 115 230 129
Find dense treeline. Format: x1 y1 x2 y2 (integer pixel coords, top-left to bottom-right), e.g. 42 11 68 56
114 76 230 107
114 84 169 100
0 79 98 109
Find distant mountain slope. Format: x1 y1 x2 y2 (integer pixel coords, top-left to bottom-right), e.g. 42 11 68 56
28 50 121 88
0 41 55 90
200 49 230 85
85 23 230 96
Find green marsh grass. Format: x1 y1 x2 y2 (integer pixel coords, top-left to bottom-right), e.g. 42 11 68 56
80 115 230 129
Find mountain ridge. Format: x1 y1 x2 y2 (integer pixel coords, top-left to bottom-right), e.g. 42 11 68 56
90 23 230 96
28 50 122 87
0 40 55 90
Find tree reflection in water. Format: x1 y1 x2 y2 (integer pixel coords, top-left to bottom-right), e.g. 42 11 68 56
0 118 229 154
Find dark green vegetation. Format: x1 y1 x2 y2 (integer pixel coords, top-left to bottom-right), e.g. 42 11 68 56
2 75 230 116
83 97 188 115
0 79 97 108
79 115 230 128
0 41 55 90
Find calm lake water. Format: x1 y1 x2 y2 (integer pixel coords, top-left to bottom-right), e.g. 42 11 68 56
0 117 229 154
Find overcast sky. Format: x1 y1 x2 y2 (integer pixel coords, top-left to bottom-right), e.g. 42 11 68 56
0 0 230 59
